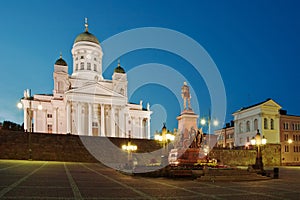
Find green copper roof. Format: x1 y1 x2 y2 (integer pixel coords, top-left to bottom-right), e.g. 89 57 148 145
114 65 125 74
74 31 100 45
55 57 67 66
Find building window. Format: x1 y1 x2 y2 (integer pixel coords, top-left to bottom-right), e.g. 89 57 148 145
94 64 97 71
284 134 288 141
75 64 78 70
239 123 243 133
270 119 274 130
94 58 97 61
285 145 289 152
76 57 78 60
254 119 258 131
246 121 250 132
47 124 52 133
87 62 91 70
80 55 84 59
292 124 295 130
47 114 52 118
264 118 268 129
80 62 84 70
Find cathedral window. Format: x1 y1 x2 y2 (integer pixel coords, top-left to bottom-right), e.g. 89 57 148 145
80 55 84 59
87 62 91 70
47 124 52 133
80 62 84 70
47 114 52 118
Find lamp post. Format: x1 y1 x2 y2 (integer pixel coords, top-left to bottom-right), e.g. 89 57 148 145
154 123 175 165
200 116 219 152
251 129 267 171
122 135 137 169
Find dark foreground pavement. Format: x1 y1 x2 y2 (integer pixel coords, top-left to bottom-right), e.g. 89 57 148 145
0 160 300 200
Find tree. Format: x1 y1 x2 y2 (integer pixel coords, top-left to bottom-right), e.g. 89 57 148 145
2 121 23 131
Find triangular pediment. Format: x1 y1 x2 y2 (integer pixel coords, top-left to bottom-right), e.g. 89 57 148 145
66 82 124 98
261 99 282 109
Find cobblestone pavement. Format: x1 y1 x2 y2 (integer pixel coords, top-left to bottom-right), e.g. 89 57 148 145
0 160 299 199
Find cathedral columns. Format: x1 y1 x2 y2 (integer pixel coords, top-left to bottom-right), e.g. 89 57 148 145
119 108 125 137
66 102 71 134
24 108 28 132
110 105 115 137
100 104 105 136
33 110 37 132
147 117 150 139
53 107 57 134
139 117 143 139
88 103 93 136
77 103 82 135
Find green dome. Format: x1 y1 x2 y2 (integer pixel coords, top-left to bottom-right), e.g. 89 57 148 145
55 57 67 66
74 31 100 45
114 65 126 74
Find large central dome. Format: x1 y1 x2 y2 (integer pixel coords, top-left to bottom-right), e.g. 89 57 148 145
74 31 100 44
74 19 100 45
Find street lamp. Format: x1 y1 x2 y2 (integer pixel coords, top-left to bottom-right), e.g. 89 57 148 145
122 135 137 169
251 129 267 171
200 116 219 151
154 123 175 165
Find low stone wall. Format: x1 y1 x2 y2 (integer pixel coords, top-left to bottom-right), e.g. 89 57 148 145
0 130 161 163
0 130 281 166
209 144 281 166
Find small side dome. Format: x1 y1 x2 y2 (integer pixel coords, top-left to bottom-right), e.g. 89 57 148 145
55 54 67 66
114 61 125 74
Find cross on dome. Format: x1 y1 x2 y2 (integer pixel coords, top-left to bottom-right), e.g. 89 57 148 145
85 17 88 32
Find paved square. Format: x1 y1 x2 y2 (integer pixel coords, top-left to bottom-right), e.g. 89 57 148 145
0 160 300 199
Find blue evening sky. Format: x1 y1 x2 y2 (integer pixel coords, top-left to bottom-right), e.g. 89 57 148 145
0 0 299 135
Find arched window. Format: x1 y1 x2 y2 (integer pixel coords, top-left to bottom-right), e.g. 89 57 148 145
87 62 91 70
254 119 258 131
80 62 84 70
270 119 274 130
239 122 243 133
264 118 268 129
246 121 250 132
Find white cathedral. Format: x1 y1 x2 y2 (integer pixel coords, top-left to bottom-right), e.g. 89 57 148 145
21 20 152 139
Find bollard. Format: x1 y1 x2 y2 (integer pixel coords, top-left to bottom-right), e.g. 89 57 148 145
273 167 279 179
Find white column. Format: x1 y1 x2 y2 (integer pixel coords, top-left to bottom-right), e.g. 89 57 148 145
33 110 37 132
110 106 115 137
147 117 151 139
24 108 28 132
140 118 143 139
88 103 93 136
66 102 71 134
53 108 57 134
100 104 105 136
119 108 125 137
77 103 81 135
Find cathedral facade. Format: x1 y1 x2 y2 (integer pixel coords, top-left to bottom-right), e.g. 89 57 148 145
21 21 152 139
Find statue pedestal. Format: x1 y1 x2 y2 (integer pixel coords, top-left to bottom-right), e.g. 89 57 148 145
176 109 199 133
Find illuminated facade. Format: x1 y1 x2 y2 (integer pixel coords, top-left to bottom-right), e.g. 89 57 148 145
233 99 281 147
280 110 300 165
21 20 151 139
